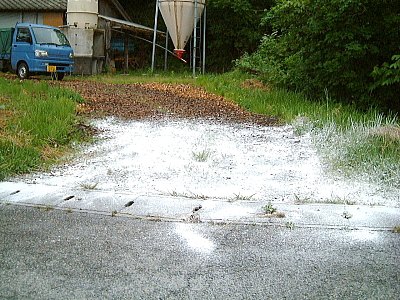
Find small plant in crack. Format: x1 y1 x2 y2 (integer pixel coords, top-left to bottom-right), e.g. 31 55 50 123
294 194 311 204
192 149 212 162
294 193 357 205
164 190 209 200
326 195 356 205
189 192 208 200
392 226 400 233
231 192 256 201
263 202 277 214
165 190 180 197
35 205 53 211
286 222 296 229
79 182 99 190
341 211 353 219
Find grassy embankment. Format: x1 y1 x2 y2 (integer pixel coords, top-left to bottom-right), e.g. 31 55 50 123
0 76 84 180
1 71 399 193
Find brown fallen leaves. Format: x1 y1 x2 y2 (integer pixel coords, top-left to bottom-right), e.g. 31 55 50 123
60 80 279 126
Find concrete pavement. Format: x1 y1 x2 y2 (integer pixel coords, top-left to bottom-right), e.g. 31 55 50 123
0 181 399 231
1 202 399 299
1 181 399 299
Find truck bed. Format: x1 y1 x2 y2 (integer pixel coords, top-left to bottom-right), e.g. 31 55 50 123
0 28 14 59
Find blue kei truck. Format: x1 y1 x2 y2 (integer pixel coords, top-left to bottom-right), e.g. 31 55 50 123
0 23 74 80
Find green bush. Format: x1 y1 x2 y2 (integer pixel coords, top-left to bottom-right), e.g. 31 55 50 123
205 0 274 71
237 0 400 112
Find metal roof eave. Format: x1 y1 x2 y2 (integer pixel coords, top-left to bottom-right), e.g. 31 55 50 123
109 0 132 23
99 15 165 37
0 0 66 11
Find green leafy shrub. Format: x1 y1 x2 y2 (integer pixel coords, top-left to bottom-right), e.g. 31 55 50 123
372 55 400 88
205 0 274 71
237 0 400 112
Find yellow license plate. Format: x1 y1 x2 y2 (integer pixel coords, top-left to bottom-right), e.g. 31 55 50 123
47 65 57 72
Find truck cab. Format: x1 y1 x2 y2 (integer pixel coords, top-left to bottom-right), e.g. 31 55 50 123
11 23 74 80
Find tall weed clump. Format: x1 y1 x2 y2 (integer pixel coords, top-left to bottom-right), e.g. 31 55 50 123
0 77 83 180
311 114 400 189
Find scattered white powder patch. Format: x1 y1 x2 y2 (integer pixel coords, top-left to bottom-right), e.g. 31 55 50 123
175 223 215 253
14 117 398 206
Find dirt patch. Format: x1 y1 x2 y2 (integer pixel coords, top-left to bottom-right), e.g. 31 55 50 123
241 79 272 92
370 125 400 142
59 80 280 126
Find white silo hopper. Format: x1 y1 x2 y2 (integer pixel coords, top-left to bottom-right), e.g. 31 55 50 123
67 0 99 29
158 0 205 59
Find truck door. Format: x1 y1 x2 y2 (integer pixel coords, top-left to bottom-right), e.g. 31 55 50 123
11 27 34 70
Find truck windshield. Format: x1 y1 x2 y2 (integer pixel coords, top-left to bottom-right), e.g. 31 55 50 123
32 27 70 46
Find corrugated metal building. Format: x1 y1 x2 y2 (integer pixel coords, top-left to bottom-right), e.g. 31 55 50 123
0 0 131 27
0 0 67 27
0 0 155 74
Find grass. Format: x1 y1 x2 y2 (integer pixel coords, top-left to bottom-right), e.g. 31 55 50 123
231 193 256 201
164 189 209 200
294 194 357 205
0 76 86 180
191 149 212 162
79 181 99 190
311 114 400 189
263 202 277 214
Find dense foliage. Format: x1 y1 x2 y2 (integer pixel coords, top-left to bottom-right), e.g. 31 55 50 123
205 0 273 71
237 0 400 112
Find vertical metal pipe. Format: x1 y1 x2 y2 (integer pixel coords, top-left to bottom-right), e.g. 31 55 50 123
105 21 111 71
202 6 206 75
192 0 198 77
151 0 159 73
164 30 169 71
124 33 129 74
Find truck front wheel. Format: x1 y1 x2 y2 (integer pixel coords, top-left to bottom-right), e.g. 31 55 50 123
17 62 29 80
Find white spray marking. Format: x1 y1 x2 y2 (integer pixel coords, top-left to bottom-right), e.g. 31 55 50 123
347 230 379 242
175 223 215 253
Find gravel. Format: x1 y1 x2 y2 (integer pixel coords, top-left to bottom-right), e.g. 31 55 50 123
60 80 279 125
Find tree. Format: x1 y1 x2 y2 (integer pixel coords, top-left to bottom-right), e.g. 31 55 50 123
206 0 274 71
237 0 400 112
